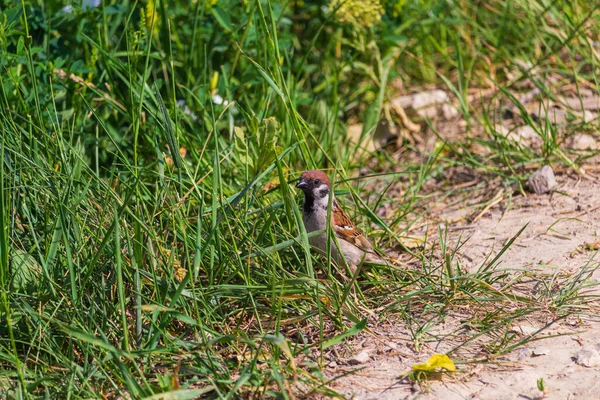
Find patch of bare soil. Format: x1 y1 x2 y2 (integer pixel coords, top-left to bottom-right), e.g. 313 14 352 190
325 176 600 400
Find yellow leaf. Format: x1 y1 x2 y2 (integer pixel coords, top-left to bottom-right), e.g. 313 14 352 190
411 354 456 373
433 140 451 157
210 71 219 91
399 236 426 249
145 0 160 34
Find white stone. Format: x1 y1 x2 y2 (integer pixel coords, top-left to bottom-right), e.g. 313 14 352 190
511 325 538 335
517 125 538 139
496 125 510 136
532 346 550 356
567 133 597 150
508 125 541 147
514 347 532 360
442 103 459 119
582 110 597 123
386 342 398 350
392 90 451 119
348 350 370 365
576 348 600 367
411 90 449 109
416 105 440 118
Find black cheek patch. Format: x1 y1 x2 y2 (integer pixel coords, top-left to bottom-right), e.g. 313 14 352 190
317 187 329 198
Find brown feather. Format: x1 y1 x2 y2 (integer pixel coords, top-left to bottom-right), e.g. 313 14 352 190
331 198 373 252
299 170 331 187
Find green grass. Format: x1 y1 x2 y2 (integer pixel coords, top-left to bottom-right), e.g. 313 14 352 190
1 0 600 397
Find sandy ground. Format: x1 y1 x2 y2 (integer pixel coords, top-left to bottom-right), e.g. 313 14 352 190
325 176 600 399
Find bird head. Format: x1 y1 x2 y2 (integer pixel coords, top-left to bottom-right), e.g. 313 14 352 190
296 170 331 199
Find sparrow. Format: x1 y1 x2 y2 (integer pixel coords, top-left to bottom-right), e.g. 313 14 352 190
295 170 384 271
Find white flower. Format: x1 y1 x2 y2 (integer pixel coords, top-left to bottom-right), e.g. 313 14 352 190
212 94 227 106
83 0 101 10
61 0 100 13
176 100 198 121
211 95 238 114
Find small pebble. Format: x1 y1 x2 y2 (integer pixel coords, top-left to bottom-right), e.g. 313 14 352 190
532 346 550 356
511 325 539 335
495 125 510 136
392 90 451 119
386 342 398 350
514 347 532 360
411 90 449 109
508 125 542 147
528 165 556 194
348 350 370 365
576 348 600 367
567 133 598 150
442 103 459 119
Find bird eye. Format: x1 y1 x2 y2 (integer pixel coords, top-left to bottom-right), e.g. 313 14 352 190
314 179 321 185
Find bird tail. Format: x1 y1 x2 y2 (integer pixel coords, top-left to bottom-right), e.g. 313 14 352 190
364 251 386 265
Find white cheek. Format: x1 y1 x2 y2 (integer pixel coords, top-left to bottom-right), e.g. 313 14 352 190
315 183 329 198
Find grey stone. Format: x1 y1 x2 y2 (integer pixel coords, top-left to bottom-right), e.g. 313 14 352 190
528 165 557 194
576 348 600 367
514 347 532 360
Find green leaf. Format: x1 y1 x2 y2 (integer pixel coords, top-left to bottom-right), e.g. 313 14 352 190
156 86 181 169
537 378 545 392
11 249 40 291
142 388 215 399
45 218 63 269
261 334 296 373
58 324 128 358
256 117 278 171
234 126 253 168
322 319 367 349
244 56 285 99
16 36 25 55
211 7 232 32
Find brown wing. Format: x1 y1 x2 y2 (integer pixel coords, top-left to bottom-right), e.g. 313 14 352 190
331 198 373 252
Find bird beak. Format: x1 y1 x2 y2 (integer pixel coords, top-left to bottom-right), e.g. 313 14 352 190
296 179 307 189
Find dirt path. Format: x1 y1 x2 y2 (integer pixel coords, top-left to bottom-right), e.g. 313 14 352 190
326 176 600 399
